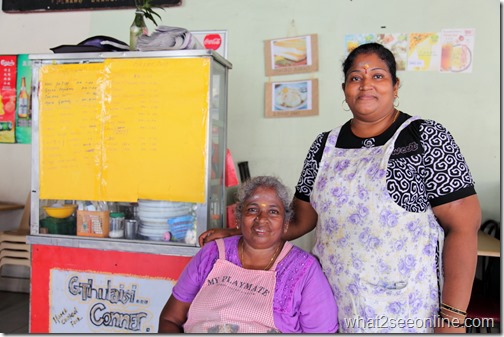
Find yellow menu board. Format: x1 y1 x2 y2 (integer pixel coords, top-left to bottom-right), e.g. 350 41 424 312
39 57 210 203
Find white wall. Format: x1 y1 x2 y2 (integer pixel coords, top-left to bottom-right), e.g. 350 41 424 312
0 0 500 251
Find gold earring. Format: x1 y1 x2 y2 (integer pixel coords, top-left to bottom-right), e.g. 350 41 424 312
394 96 400 108
341 99 350 112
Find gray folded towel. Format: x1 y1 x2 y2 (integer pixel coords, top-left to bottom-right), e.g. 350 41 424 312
137 26 204 51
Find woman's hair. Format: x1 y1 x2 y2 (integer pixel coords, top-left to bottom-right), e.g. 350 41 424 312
342 42 398 85
234 176 293 224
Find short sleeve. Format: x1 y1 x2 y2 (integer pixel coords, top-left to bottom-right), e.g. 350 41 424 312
419 120 476 206
171 241 218 303
295 132 328 202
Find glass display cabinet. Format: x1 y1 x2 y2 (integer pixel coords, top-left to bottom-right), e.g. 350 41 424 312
28 50 232 253
26 50 232 333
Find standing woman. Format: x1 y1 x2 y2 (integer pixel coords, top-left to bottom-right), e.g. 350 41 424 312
200 43 481 333
289 42 480 333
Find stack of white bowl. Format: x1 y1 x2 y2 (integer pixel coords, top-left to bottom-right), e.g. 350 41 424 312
137 200 196 241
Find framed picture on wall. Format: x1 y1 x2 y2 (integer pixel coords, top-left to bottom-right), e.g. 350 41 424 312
264 34 318 76
265 79 319 118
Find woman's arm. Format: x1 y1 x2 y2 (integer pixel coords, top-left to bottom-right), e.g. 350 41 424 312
283 197 318 241
158 295 191 333
198 227 240 246
432 194 481 333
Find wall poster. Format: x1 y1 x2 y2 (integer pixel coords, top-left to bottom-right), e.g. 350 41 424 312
15 54 32 144
264 34 318 76
344 29 475 73
0 55 17 143
440 29 475 73
265 79 318 118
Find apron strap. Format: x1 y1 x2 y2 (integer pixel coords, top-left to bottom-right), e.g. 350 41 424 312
270 241 293 271
215 238 226 259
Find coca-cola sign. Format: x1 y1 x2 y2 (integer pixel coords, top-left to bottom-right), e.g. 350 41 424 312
203 34 222 50
191 30 227 58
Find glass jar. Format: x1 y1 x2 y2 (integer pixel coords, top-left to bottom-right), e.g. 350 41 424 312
109 212 125 238
129 10 148 51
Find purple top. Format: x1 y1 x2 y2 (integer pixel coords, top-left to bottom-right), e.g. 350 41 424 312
173 236 338 333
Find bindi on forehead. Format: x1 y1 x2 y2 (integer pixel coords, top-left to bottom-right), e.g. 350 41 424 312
357 62 370 74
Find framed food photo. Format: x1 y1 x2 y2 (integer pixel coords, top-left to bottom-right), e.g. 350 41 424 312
264 34 318 76
265 79 319 118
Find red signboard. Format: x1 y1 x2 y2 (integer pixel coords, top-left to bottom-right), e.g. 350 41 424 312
30 245 191 333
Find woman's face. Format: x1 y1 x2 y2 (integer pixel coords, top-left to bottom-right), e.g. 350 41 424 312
241 186 287 249
343 52 399 120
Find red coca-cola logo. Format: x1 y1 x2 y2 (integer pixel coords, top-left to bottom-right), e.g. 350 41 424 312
203 34 222 50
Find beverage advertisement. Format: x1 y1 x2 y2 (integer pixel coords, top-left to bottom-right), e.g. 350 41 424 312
0 55 17 143
440 29 475 73
191 30 227 59
15 54 32 144
344 29 475 73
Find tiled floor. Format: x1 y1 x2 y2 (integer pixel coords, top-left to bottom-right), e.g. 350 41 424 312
0 291 29 334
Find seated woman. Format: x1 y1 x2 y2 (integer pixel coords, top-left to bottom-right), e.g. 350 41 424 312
158 176 338 333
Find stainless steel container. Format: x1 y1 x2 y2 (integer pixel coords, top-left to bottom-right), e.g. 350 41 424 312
124 219 138 240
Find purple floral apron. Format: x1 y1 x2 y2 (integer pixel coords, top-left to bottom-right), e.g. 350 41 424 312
311 117 444 332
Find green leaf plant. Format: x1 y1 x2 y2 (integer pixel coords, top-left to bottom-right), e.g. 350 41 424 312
134 0 164 26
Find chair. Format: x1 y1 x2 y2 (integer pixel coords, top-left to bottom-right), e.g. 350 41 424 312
0 193 31 273
466 219 500 333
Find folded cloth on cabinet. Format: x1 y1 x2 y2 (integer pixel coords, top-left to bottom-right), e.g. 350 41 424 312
137 26 204 51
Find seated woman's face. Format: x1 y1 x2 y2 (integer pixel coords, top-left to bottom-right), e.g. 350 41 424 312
241 186 286 249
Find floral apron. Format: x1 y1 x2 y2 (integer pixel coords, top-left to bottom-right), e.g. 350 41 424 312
311 117 444 333
184 238 292 333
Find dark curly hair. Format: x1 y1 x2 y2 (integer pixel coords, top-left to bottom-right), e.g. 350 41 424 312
342 42 398 86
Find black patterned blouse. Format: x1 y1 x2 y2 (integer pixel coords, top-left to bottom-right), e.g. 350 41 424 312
294 112 476 212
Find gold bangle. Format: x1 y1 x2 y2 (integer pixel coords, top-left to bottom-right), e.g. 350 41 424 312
440 310 466 321
441 302 467 316
440 307 467 319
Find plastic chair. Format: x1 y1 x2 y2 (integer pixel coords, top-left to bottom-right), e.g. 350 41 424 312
466 219 501 333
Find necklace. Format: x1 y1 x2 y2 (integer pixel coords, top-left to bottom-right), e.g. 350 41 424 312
239 239 283 271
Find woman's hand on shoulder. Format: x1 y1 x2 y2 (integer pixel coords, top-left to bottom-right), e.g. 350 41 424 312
198 227 241 247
